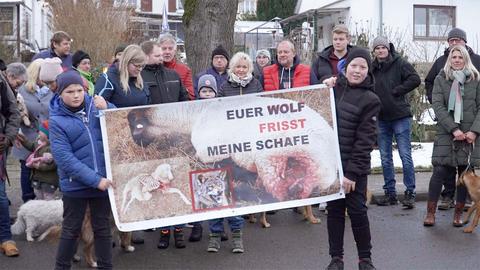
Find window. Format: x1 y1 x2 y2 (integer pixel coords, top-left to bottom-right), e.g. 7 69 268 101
414 5 455 40
0 7 14 36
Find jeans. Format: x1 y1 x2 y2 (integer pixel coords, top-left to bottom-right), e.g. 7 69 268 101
428 165 467 203
327 175 372 259
209 216 244 233
20 160 35 202
55 196 112 270
0 179 12 243
378 117 416 194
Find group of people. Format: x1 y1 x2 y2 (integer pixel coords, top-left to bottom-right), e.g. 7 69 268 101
0 23 477 270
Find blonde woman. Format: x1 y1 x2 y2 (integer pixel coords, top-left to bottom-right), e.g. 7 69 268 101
12 59 54 203
95 44 149 108
217 52 263 97
424 45 480 227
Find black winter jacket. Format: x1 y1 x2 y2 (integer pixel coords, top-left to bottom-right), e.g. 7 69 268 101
334 73 381 182
142 64 189 104
218 77 263 97
372 43 421 121
425 45 480 103
312 44 354 82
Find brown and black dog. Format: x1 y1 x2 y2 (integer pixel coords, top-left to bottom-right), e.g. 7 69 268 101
458 169 480 233
47 207 134 268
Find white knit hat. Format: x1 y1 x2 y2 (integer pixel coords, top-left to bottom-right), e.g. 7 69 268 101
39 57 63 82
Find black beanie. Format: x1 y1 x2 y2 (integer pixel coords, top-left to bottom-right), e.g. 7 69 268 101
345 48 372 72
72 50 90 68
211 45 230 61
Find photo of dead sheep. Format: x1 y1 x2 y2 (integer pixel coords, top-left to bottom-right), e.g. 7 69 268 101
190 168 234 211
103 86 342 222
113 157 193 223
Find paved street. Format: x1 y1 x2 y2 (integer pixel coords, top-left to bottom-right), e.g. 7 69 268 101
2 160 479 269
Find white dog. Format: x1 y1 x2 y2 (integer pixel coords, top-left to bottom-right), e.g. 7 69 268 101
121 163 191 214
11 199 63 242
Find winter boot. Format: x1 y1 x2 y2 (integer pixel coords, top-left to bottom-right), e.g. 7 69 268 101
453 202 465 227
376 192 398 206
358 258 376 270
157 230 170 249
437 196 454 210
423 201 437 226
402 191 415 209
173 228 186 248
207 233 221 252
188 223 203 242
325 256 344 270
231 229 244 253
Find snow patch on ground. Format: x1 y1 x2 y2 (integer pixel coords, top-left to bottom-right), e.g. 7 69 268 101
371 142 433 168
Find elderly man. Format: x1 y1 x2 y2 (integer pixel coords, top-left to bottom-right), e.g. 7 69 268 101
261 39 317 91
425 27 480 210
0 63 23 257
371 37 421 209
158 34 194 100
33 31 72 69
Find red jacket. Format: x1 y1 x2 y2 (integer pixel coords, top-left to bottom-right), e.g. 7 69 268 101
263 63 311 91
164 59 195 100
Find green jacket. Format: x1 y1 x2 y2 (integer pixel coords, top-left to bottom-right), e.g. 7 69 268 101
22 140 59 186
77 69 95 96
432 70 480 167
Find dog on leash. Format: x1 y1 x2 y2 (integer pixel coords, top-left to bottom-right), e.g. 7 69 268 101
458 169 480 233
11 199 63 242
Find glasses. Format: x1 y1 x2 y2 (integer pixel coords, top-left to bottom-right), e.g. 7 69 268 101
130 63 145 70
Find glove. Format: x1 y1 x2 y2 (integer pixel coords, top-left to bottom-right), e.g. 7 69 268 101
0 137 11 154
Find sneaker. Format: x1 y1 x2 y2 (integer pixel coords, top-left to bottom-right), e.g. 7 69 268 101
157 230 170 249
231 230 244 253
0 240 19 257
207 233 221 252
326 256 344 270
173 228 186 249
358 258 376 270
402 191 415 209
319 202 327 212
188 224 203 242
438 197 454 210
376 193 398 206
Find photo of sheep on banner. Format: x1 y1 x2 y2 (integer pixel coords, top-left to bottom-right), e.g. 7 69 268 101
100 85 345 232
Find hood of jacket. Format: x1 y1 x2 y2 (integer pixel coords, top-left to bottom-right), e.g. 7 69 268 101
372 43 403 70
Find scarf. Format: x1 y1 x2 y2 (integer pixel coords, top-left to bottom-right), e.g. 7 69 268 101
448 69 470 123
229 72 253 87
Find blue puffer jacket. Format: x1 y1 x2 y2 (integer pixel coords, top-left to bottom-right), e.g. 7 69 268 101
49 94 113 197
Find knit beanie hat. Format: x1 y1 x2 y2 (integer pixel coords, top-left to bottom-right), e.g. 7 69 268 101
72 50 91 68
211 45 230 61
345 48 372 72
372 36 390 51
56 69 84 94
39 57 63 82
256 49 271 60
197 74 218 96
114 43 127 56
448 27 467 42
39 120 49 138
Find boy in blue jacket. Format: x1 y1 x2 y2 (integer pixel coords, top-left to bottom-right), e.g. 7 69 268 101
50 70 114 269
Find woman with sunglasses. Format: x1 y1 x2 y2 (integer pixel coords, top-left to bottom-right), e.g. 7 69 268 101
95 44 149 108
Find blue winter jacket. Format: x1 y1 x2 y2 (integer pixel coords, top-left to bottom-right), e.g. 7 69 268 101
32 48 73 69
49 94 114 197
194 67 229 97
94 63 150 108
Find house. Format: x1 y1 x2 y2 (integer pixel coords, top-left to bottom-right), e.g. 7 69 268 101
283 0 480 62
0 0 51 60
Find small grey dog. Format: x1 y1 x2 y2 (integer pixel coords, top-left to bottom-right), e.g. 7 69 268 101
11 199 63 241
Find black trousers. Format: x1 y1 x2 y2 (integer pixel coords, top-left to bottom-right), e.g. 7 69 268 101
55 196 112 270
440 167 456 199
428 165 467 203
326 175 372 259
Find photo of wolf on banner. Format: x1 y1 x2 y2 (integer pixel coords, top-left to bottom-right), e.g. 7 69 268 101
100 85 344 231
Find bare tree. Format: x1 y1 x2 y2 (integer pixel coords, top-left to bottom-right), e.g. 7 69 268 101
183 0 239 77
47 0 134 72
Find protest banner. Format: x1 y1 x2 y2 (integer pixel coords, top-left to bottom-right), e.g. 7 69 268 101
100 85 344 231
